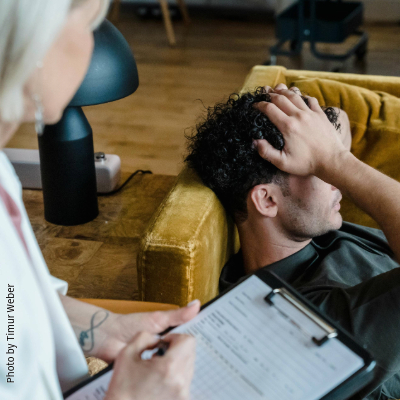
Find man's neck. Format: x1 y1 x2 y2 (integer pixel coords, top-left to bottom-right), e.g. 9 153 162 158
238 220 311 274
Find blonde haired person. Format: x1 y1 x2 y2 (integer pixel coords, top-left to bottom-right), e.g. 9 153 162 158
0 1 199 399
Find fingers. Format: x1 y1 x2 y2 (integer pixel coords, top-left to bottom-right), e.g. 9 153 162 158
146 300 201 333
121 332 195 366
269 93 300 116
271 89 310 112
165 300 201 326
124 332 160 361
274 86 322 113
274 83 288 91
254 139 284 169
289 86 301 95
263 84 301 98
253 101 291 129
266 84 301 96
263 83 288 94
305 96 322 112
273 84 301 96
159 334 196 397
297 92 324 113
109 332 196 400
262 85 273 94
162 334 196 361
273 85 300 95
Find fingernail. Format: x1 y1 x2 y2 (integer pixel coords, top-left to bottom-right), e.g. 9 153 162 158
187 299 200 308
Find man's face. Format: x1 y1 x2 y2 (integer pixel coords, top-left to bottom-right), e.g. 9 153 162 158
277 175 343 241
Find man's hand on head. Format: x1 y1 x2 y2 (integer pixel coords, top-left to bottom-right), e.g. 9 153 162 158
270 84 352 151
253 88 349 180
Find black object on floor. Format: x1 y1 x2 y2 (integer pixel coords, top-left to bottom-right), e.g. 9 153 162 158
268 0 368 65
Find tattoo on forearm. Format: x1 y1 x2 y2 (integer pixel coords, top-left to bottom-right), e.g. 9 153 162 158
78 310 109 352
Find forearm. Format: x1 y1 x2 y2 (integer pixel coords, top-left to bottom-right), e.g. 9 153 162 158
59 293 200 365
320 151 400 260
338 109 352 151
59 294 117 358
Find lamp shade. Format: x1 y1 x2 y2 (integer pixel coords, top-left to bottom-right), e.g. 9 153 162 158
69 19 139 107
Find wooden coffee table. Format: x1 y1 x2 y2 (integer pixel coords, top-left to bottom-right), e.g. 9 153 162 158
23 173 176 300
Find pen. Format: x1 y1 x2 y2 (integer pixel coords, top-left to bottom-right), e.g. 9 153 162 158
141 340 170 360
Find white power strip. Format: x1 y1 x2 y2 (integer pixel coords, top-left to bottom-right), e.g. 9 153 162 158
3 148 121 194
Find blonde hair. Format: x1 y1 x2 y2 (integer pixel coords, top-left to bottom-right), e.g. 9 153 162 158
0 0 110 123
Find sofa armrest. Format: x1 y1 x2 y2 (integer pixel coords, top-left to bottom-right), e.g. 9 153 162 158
137 168 239 307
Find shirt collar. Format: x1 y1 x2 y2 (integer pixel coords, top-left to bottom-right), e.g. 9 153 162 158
219 241 319 292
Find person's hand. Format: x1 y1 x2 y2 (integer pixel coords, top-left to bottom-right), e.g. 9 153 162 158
253 88 348 177
105 332 196 400
94 300 200 363
262 83 301 95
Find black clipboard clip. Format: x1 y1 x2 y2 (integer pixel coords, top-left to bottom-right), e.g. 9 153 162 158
265 288 337 347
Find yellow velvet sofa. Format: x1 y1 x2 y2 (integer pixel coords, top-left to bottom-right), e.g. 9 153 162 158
137 65 400 307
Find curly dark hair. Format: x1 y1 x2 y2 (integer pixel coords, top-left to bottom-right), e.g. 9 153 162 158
185 87 340 220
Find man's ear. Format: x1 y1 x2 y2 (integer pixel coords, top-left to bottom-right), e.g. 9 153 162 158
249 184 279 218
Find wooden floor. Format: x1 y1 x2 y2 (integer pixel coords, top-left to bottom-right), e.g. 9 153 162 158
8 12 400 175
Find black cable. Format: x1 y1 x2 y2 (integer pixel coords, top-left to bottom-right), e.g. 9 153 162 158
98 169 152 196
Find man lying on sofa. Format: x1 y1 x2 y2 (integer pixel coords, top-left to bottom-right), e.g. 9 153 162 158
185 83 400 400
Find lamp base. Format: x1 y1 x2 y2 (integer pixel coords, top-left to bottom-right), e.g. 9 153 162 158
39 132 99 226
38 107 99 226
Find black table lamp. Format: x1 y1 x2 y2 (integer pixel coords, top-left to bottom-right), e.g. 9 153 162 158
38 20 139 226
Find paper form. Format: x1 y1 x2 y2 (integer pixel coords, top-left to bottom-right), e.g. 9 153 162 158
65 275 364 400
172 275 364 400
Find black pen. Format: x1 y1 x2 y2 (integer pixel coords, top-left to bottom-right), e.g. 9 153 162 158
141 340 170 360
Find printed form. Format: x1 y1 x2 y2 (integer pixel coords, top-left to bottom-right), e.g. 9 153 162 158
65 275 364 400
172 275 364 400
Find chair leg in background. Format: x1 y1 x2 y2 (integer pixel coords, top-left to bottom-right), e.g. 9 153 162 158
159 0 177 46
176 0 191 25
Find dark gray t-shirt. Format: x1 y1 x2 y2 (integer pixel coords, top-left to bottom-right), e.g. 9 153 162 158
219 222 400 400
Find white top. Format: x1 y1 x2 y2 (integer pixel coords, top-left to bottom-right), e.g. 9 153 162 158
0 151 89 399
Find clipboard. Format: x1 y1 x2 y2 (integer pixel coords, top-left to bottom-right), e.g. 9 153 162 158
181 269 376 400
63 269 376 400
254 269 375 400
